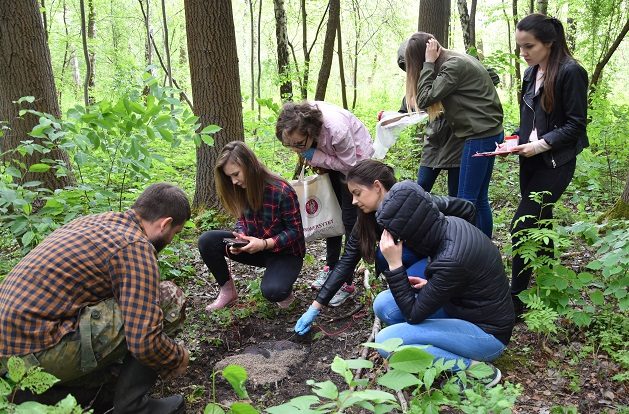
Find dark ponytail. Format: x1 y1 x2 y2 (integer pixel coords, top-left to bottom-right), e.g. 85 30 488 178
346 160 397 263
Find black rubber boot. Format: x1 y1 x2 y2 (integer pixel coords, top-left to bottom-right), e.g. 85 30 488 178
113 355 184 414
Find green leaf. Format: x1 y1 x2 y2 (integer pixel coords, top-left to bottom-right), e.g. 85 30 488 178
5 166 22 178
14 401 50 414
201 134 215 147
311 380 338 399
363 338 403 353
0 378 11 397
377 370 420 391
466 363 494 379
201 124 222 134
589 290 604 306
352 389 397 402
21 231 35 247
222 365 249 399
423 367 437 389
28 163 51 173
230 402 259 414
7 356 26 382
388 347 433 373
157 127 174 142
344 358 373 370
16 96 35 104
19 370 59 394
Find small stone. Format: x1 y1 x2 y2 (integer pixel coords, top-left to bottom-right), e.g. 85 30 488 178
602 390 615 400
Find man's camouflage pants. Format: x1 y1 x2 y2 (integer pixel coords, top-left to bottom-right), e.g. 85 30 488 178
1 281 186 387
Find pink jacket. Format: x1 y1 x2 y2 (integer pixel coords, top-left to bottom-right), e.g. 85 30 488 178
310 101 374 175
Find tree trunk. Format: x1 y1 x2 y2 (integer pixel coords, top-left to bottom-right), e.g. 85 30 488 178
161 0 173 89
273 0 292 101
59 0 70 101
87 0 95 97
457 0 473 51
315 0 340 101
529 0 534 14
0 0 75 189
513 0 521 100
337 19 347 109
248 0 255 110
589 18 629 98
79 0 91 106
469 0 477 48
599 172 629 221
537 0 548 15
566 16 577 52
184 0 244 211
257 0 262 120
301 0 309 100
417 0 450 46
40 0 48 42
139 0 153 69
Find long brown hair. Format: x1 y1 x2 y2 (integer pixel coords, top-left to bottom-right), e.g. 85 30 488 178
346 160 397 263
403 32 445 120
275 101 324 143
214 141 285 216
517 14 574 112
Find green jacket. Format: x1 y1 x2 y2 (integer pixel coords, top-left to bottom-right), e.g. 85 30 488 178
417 50 503 140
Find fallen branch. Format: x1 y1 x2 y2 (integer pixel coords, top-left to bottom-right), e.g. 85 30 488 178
352 316 381 387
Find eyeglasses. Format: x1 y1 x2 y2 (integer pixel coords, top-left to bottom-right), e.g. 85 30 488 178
282 133 309 150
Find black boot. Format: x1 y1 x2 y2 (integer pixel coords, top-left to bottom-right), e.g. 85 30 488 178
512 294 525 323
113 355 184 414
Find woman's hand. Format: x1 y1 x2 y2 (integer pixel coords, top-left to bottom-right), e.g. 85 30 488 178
408 276 428 289
380 230 403 270
230 233 267 254
425 38 441 63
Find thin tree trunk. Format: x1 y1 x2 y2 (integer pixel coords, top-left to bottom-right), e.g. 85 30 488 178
417 0 450 45
0 0 75 189
161 0 173 89
457 0 473 51
79 0 91 107
71 49 81 88
537 0 548 15
87 0 95 99
513 0 521 100
337 19 347 109
469 0 477 47
315 0 340 101
567 17 577 52
501 0 513 90
257 0 262 120
301 0 309 100
59 0 70 101
139 0 153 69
529 0 534 14
589 18 629 98
249 0 255 110
351 0 360 110
273 0 292 101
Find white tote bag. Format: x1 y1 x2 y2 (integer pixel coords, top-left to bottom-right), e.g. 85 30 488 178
290 169 345 242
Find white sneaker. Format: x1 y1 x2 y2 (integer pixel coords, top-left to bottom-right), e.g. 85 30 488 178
328 283 355 307
311 266 330 290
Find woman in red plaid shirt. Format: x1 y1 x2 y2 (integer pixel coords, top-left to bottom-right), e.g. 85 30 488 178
199 141 306 311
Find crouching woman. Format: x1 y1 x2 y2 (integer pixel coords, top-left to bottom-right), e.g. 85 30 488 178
198 141 305 311
375 180 514 385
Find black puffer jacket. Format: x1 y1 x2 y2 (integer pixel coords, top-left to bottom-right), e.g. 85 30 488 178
316 186 476 306
376 181 514 344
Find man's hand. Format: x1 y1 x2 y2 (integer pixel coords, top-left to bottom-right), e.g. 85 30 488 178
425 38 441 63
380 230 403 270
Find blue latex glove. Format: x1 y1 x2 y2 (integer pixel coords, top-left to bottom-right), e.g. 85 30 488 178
301 148 316 161
294 305 320 335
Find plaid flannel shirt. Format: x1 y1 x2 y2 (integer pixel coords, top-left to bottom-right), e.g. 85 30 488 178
236 179 305 257
0 210 186 377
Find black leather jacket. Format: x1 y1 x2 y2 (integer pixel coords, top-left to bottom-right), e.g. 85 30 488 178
316 183 476 306
374 181 514 344
516 59 589 168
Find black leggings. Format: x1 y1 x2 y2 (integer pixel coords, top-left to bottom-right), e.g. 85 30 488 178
198 230 303 302
326 170 358 273
510 155 576 295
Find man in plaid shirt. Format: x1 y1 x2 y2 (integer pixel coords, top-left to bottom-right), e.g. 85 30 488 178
0 183 190 413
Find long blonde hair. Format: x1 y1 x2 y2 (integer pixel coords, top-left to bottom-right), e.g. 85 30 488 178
404 32 445 121
215 141 286 216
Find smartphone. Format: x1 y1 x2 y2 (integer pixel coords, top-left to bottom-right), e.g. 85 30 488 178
223 238 250 248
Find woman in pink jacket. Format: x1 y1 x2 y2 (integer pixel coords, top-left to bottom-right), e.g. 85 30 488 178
276 101 374 306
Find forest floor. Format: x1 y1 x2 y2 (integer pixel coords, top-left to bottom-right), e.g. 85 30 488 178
152 237 628 414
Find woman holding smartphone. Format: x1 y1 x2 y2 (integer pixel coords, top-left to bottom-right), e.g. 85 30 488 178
198 141 305 311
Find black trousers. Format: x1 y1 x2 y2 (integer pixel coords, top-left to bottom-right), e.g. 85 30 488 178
198 230 303 302
510 155 576 295
326 170 358 274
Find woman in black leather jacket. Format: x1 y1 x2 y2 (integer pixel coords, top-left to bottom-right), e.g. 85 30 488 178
509 14 588 316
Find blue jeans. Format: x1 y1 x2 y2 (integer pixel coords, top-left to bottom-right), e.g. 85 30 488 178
417 166 460 197
375 247 427 277
373 290 506 368
458 133 503 238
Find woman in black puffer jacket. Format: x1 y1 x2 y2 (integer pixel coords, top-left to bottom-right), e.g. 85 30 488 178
375 177 514 383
